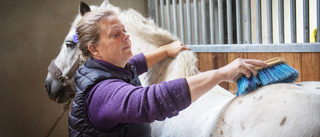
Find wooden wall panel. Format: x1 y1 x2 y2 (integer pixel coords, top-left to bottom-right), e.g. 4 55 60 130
213 53 229 90
196 53 213 72
260 53 280 60
279 53 302 82
301 53 320 81
301 53 314 81
313 53 320 81
246 53 261 60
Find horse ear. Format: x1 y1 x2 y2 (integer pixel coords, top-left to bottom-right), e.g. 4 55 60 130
79 1 91 16
100 0 109 8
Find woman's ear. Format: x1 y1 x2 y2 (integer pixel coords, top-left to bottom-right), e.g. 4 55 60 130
88 45 99 57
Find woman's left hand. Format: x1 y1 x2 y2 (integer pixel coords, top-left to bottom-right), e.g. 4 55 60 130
163 41 191 58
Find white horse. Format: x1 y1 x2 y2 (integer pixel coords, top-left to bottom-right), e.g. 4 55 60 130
45 1 320 136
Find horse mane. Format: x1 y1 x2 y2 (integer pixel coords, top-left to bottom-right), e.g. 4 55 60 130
120 9 177 47
119 9 200 80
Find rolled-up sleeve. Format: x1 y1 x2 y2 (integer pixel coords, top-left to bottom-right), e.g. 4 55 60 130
128 53 148 75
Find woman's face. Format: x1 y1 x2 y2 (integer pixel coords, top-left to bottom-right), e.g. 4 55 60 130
92 15 133 68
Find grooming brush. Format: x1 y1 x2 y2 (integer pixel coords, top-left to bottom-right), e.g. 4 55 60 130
235 57 299 96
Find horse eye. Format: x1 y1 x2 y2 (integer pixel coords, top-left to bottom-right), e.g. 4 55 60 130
65 41 76 48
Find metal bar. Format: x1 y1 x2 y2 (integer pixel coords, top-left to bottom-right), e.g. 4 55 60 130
186 0 192 44
187 43 320 53
256 0 262 44
290 0 297 43
267 0 273 43
303 0 309 43
148 0 156 21
172 0 178 36
279 0 284 43
246 0 252 44
179 0 185 43
194 0 199 44
160 0 165 28
236 0 243 44
209 0 215 44
201 0 207 44
166 0 171 32
218 0 224 44
155 0 159 26
227 0 233 44
317 0 320 42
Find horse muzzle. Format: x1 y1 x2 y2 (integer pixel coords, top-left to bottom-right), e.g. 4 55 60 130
45 55 85 103
44 76 75 103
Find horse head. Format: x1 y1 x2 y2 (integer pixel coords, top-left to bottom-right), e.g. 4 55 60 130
44 1 112 103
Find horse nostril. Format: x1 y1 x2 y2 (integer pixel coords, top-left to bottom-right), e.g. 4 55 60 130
44 81 51 92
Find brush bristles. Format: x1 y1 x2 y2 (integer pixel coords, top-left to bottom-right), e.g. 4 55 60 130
236 63 299 96
236 76 261 96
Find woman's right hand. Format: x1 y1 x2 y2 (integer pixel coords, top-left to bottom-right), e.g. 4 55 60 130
186 58 267 102
217 58 267 82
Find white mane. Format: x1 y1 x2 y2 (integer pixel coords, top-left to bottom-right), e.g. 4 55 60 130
119 9 216 87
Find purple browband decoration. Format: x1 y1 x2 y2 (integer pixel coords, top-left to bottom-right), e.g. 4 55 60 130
73 26 79 43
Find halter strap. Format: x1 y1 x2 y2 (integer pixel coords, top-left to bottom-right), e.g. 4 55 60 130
48 55 85 87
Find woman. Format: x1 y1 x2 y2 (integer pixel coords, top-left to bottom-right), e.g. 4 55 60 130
68 9 267 137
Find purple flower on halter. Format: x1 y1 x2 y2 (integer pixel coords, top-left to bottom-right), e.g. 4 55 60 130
73 26 79 43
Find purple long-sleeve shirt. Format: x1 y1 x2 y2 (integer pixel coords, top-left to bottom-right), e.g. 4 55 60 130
86 53 191 130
